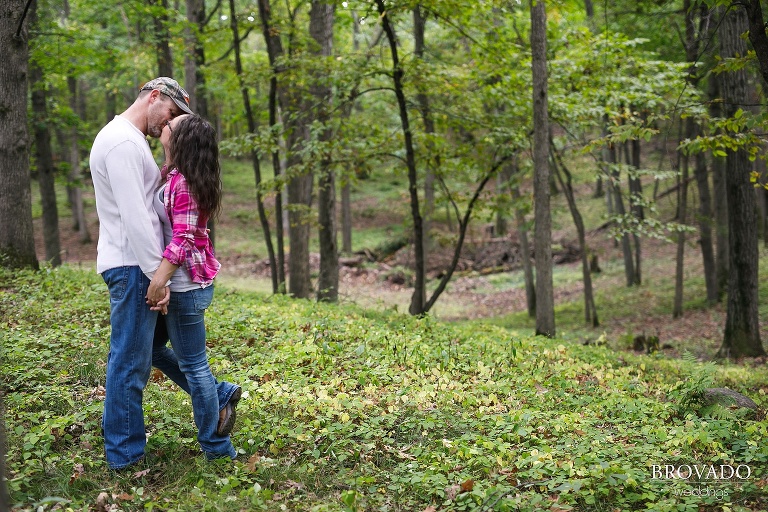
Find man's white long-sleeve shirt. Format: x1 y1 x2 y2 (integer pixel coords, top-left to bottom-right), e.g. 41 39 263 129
90 116 163 278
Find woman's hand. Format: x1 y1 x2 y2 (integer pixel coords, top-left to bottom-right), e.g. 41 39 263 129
146 258 179 314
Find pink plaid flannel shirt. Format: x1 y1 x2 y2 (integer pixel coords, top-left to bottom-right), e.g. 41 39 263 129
163 167 220 286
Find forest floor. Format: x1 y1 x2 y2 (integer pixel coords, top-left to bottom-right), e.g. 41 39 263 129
36 190 768 364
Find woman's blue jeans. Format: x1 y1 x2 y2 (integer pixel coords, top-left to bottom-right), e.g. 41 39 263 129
102 266 158 469
151 285 237 460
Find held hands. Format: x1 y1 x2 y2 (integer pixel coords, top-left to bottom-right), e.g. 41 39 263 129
146 258 178 315
146 279 170 315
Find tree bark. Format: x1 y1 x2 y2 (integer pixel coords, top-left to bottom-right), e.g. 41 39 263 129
29 0 60 266
413 5 436 253
744 0 768 87
531 0 555 336
30 61 61 266
311 1 338 303
152 0 173 76
687 2 718 306
629 138 642 284
0 394 9 511
0 0 38 269
551 141 598 327
67 77 90 243
717 6 765 358
184 0 210 118
259 0 311 298
376 0 426 315
673 120 690 319
229 0 278 293
511 184 536 318
708 73 728 301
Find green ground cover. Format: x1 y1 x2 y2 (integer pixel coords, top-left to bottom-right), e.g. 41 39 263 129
2 267 766 511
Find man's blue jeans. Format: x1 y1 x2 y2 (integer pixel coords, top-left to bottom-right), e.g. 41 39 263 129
102 266 157 469
151 285 236 459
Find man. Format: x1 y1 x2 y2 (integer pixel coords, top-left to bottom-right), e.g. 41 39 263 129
90 77 192 470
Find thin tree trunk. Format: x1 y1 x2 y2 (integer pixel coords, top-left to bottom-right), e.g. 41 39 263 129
717 6 765 358
340 11 360 255
531 0 554 336
413 5 436 253
629 138 642 284
152 0 173 76
673 120 691 319
744 0 768 87
0 395 9 511
66 78 90 243
30 59 61 266
423 157 512 313
259 0 287 290
376 0 426 315
269 79 286 290
709 75 728 301
512 185 536 318
686 1 718 306
259 0 311 298
551 141 598 327
0 0 37 269
229 0 278 292
611 137 636 286
311 1 338 303
495 165 512 237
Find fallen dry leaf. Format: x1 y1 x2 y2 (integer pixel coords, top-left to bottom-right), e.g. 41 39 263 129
460 479 474 493
94 492 110 512
444 484 460 501
133 468 150 478
422 506 437 512
247 453 260 471
69 463 85 484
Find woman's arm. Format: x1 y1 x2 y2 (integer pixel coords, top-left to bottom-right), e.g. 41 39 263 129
146 258 178 312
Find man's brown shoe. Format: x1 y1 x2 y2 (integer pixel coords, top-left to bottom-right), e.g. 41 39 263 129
217 386 242 436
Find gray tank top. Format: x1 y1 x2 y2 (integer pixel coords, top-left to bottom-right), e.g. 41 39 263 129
154 184 201 292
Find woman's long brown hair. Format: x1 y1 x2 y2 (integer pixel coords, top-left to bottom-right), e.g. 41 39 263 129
166 114 222 220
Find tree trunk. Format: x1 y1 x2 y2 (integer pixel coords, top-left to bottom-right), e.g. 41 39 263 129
495 165 512 237
423 157 511 313
413 5 436 254
609 138 636 286
66 78 90 243
29 0 60 266
152 0 173 76
717 7 765 358
531 0 554 336
512 185 536 318
376 0 426 315
709 74 728 301
0 395 10 511
340 12 360 255
673 120 691 319
551 141 598 326
744 0 768 88
229 0 278 293
0 0 38 269
311 1 338 303
30 60 61 266
629 138 642 284
269 78 286 290
259 0 310 298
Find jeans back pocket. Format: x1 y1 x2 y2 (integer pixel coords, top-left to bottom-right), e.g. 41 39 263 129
102 267 129 302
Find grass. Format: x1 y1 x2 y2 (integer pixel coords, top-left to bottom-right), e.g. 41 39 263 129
2 266 768 511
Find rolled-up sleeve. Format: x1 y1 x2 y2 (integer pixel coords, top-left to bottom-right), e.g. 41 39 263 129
163 176 199 266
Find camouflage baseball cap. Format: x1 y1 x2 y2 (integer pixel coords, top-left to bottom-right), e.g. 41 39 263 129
140 77 193 114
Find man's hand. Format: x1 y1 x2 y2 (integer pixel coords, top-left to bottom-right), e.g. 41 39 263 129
146 281 170 315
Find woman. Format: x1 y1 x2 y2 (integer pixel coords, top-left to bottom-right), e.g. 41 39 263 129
146 114 240 460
